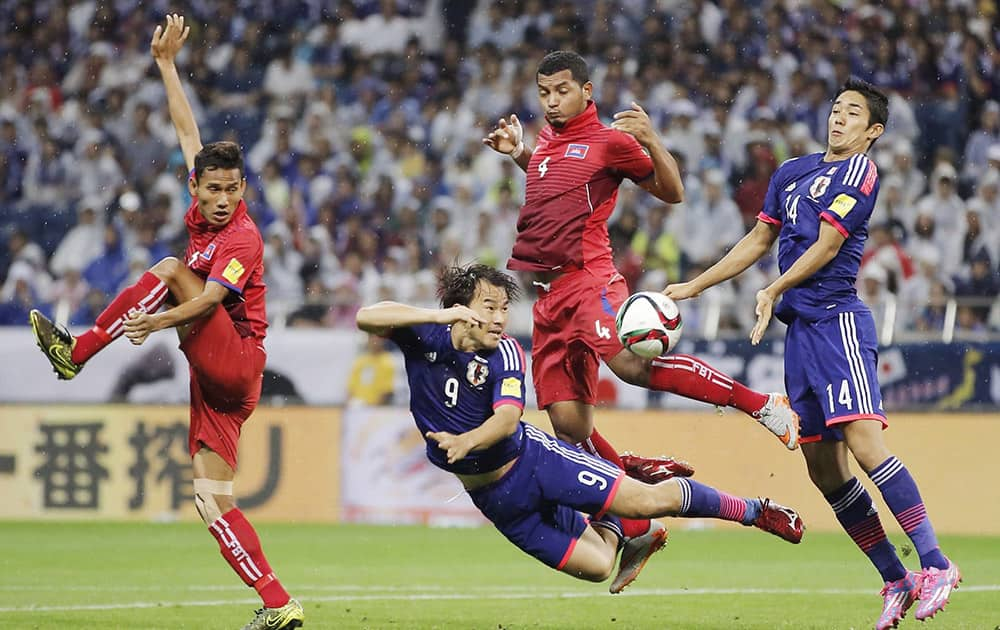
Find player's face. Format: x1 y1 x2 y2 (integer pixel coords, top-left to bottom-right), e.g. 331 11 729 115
827 90 884 155
466 281 509 350
536 70 592 127
189 167 247 227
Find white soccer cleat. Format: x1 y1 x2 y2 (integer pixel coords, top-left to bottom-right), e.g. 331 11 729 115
609 520 668 594
755 393 800 450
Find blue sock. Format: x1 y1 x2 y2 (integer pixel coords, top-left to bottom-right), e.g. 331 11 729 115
869 456 948 570
825 478 907 582
675 478 760 525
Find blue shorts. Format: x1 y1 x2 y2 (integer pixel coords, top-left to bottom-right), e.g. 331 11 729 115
468 423 625 570
784 310 888 444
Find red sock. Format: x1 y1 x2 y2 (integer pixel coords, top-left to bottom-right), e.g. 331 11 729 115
578 429 650 539
208 508 290 608
71 271 168 364
649 354 768 415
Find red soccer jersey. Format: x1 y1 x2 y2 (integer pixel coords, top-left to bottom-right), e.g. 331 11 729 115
507 102 654 272
183 198 268 340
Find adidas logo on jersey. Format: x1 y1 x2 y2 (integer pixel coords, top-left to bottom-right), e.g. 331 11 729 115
785 182 796 192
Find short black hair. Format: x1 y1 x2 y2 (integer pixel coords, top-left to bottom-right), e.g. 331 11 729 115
537 51 589 86
836 77 889 128
438 264 521 308
193 141 245 181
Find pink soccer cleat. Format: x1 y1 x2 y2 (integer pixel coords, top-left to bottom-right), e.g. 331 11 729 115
751 498 804 543
620 452 695 484
914 560 961 621
875 570 921 630
609 520 668 594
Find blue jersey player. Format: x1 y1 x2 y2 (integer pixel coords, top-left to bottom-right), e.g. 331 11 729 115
666 78 960 629
357 264 804 596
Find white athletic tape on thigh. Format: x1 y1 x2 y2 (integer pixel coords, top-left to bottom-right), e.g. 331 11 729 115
193 478 234 496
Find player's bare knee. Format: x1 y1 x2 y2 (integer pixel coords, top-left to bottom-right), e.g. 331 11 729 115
193 478 234 525
149 256 182 285
607 351 650 387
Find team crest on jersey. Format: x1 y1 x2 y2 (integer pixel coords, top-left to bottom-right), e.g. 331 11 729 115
809 175 832 199
200 243 216 260
466 359 489 387
564 143 590 159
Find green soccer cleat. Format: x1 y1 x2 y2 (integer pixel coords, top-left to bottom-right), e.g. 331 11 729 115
29 309 83 380
241 598 304 630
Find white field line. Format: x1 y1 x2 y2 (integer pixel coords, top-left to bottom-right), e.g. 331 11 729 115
0 585 997 613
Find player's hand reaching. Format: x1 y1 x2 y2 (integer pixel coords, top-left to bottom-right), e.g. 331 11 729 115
426 431 474 464
482 114 523 156
151 13 190 64
123 311 159 346
612 102 657 147
750 289 776 345
438 305 487 328
663 282 701 301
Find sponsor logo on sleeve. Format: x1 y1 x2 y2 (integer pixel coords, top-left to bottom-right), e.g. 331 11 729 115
222 258 246 284
501 377 522 398
829 193 858 218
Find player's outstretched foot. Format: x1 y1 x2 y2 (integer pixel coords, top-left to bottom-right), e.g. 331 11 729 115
755 393 800 450
914 560 961 621
751 498 804 544
29 309 82 380
875 570 921 630
241 598 304 630
620 452 695 484
609 520 668 594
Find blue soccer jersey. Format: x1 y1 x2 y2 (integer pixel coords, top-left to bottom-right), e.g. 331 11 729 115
388 323 527 474
758 152 880 322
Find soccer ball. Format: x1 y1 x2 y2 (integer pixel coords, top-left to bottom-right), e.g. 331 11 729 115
615 292 683 359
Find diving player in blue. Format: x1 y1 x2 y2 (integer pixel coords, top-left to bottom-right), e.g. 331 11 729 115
357 263 804 595
666 78 960 629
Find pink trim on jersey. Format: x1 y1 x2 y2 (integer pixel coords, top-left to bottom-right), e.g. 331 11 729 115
493 400 525 411
593 471 625 520
819 211 850 238
826 413 887 428
556 534 580 570
859 162 878 195
757 211 781 226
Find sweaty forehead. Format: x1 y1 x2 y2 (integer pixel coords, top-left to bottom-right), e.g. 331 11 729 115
198 168 243 186
537 69 576 89
835 91 869 111
474 281 508 303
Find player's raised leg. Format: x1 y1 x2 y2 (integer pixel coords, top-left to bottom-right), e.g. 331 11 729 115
194 447 303 629
607 348 800 450
30 256 205 379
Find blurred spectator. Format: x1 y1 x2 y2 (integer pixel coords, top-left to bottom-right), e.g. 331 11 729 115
49 197 104 276
347 333 397 406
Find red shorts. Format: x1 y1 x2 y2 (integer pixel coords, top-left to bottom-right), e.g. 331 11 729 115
531 266 629 409
179 305 266 469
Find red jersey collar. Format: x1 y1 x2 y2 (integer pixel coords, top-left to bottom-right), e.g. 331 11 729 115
550 101 599 135
186 198 248 233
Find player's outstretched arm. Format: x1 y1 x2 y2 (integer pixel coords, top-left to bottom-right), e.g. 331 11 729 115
612 102 683 203
151 14 202 171
665 220 779 300
356 301 487 337
426 404 522 464
482 115 531 172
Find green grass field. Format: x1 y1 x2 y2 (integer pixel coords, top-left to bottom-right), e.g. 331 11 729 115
0 522 997 629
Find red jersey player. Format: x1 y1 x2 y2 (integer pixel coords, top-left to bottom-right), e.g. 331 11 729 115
29 15 303 630
482 51 801 565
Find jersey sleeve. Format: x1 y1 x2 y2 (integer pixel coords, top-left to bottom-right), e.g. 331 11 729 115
757 165 785 226
490 337 527 410
387 323 441 356
820 156 879 237
208 231 262 294
606 130 654 182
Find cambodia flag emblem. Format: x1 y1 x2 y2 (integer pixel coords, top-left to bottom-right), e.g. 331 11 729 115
565 143 590 159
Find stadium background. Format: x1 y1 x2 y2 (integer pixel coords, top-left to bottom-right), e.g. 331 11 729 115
0 1 998 628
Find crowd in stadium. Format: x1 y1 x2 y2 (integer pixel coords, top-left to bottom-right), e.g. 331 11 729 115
0 0 997 336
